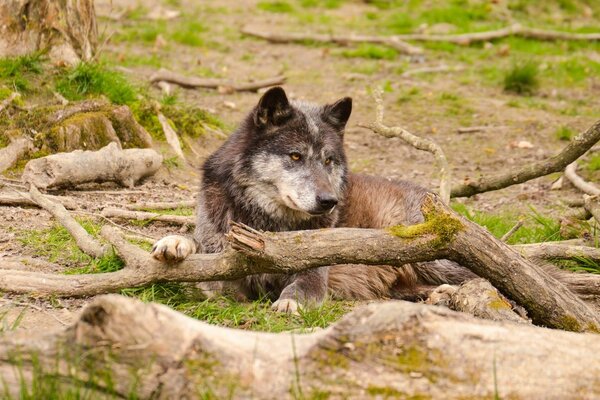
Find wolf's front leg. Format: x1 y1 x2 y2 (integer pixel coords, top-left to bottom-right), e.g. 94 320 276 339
151 235 196 262
272 267 329 314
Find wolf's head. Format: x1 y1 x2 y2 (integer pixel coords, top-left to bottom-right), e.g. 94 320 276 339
237 87 352 220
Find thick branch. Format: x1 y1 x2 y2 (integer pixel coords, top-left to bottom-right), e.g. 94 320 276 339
452 119 600 197
240 25 424 55
1 295 600 398
29 186 107 258
565 162 600 195
364 89 451 203
150 68 286 92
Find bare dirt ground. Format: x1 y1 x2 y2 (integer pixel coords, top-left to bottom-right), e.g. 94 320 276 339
1 0 599 334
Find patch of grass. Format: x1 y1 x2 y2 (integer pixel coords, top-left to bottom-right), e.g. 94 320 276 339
142 207 194 216
396 87 421 103
55 63 138 105
299 0 343 9
557 257 600 274
587 155 600 172
452 203 563 244
122 284 354 332
17 219 124 274
0 53 44 92
170 20 207 47
257 1 294 13
0 307 26 333
555 125 574 141
503 61 539 95
340 44 397 60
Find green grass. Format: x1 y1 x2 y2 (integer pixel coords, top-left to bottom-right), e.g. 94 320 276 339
0 53 44 92
17 219 124 274
142 207 194 216
55 63 138 105
503 61 539 95
555 125 574 141
122 283 354 332
299 0 343 9
452 203 563 244
170 20 208 47
340 44 397 60
587 156 600 172
258 1 295 13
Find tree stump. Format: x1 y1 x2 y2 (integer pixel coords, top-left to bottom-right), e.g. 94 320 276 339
0 0 97 65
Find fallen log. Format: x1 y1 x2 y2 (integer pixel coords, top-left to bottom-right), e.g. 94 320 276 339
1 294 600 399
21 142 163 189
451 119 600 197
150 68 286 92
0 194 598 332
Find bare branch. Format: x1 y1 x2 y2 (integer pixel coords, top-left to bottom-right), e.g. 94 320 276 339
124 200 196 211
565 162 600 196
363 88 451 204
501 219 524 242
29 185 108 258
150 68 286 92
100 207 195 226
452 119 600 197
0 192 78 210
240 25 424 55
157 112 185 160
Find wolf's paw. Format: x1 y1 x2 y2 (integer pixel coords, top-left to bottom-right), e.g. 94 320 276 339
151 235 196 262
271 298 300 314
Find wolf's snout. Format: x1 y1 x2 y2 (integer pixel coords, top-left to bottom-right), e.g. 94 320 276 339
316 194 338 211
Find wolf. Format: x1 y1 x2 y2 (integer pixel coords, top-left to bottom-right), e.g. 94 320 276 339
151 86 476 313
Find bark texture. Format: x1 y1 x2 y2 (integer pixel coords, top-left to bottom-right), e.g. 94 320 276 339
1 294 600 399
22 142 163 189
0 0 97 64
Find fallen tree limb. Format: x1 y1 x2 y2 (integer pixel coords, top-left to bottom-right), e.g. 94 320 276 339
157 112 185 160
241 25 424 55
565 162 600 195
21 142 163 189
0 136 34 174
0 195 598 332
124 199 196 211
150 68 286 92
363 88 451 204
451 119 600 197
516 242 600 263
29 186 108 258
101 207 195 226
0 192 78 210
2 295 600 398
584 195 600 226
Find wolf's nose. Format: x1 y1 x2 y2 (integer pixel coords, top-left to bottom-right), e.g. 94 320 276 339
317 195 338 210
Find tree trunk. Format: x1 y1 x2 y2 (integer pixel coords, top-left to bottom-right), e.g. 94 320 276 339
1 294 600 399
0 0 97 64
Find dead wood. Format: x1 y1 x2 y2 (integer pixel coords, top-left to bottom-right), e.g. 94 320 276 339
516 242 600 263
22 142 163 190
500 219 524 242
124 200 196 211
0 192 77 210
565 162 600 196
150 68 286 92
363 88 451 204
0 0 97 65
2 295 600 399
241 25 424 55
0 195 598 332
584 195 600 226
157 112 185 160
0 136 34 174
29 185 107 258
101 207 195 226
452 119 600 197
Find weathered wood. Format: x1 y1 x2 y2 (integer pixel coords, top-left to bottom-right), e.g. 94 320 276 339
22 142 163 189
1 295 600 399
101 207 195 225
0 136 34 174
0 0 97 64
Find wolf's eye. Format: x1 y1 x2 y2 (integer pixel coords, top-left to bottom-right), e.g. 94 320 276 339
290 152 302 161
324 157 332 166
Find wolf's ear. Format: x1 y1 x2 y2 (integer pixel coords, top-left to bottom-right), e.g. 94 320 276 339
323 97 352 132
254 87 292 128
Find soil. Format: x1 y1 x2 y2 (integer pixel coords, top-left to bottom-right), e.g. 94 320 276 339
1 0 598 333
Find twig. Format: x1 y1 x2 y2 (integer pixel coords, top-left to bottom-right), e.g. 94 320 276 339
564 162 600 196
241 26 423 55
73 210 159 240
157 112 185 160
451 120 600 197
457 126 505 134
362 88 451 204
29 186 108 258
150 68 286 93
124 200 196 211
501 219 524 242
100 207 195 226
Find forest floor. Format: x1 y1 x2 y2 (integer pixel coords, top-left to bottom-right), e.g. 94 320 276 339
0 0 599 337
